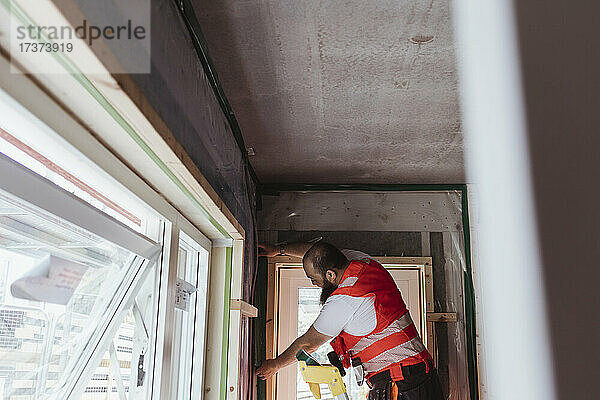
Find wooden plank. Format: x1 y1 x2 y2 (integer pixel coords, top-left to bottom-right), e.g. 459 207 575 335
270 255 302 264
421 232 431 256
424 263 435 312
443 231 468 400
259 191 463 232
270 255 433 267
422 252 436 363
379 257 433 266
230 299 258 318
427 321 436 366
427 312 458 322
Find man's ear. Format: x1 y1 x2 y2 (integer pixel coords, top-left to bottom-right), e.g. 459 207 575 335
325 269 337 283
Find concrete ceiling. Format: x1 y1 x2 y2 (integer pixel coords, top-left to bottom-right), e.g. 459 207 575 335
195 0 464 184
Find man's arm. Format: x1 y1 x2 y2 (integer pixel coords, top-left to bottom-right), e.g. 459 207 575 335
255 325 332 379
258 242 313 258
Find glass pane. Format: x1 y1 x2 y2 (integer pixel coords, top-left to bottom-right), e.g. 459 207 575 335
76 260 157 400
296 288 369 400
0 188 145 400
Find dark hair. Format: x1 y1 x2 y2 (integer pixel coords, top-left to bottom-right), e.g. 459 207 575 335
303 242 349 275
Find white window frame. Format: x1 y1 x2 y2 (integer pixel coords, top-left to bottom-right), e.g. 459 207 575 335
169 230 211 400
0 154 160 260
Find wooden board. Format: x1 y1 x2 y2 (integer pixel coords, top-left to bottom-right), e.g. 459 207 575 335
259 191 462 232
230 299 258 318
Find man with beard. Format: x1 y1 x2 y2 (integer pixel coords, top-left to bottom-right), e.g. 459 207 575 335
256 242 443 400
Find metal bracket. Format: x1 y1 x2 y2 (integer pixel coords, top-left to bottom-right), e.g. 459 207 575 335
109 342 127 400
175 278 198 311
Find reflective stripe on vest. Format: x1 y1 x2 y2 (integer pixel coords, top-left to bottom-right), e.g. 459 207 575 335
353 312 418 360
353 313 426 373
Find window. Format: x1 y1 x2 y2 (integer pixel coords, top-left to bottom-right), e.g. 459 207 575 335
0 155 160 400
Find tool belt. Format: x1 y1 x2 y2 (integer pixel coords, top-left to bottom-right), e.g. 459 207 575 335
367 360 434 400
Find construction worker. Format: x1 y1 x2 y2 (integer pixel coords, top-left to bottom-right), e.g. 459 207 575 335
256 241 444 400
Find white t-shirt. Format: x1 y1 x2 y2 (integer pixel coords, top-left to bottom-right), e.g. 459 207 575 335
312 249 378 337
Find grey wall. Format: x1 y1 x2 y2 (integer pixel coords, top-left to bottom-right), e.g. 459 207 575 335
194 0 465 184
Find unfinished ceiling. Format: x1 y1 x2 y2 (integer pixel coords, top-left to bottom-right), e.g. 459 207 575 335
195 0 464 184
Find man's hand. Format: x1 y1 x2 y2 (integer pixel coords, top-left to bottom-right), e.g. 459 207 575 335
258 242 314 258
256 358 280 380
258 243 280 257
255 326 331 382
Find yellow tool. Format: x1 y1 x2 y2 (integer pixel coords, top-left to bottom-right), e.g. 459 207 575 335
298 360 350 400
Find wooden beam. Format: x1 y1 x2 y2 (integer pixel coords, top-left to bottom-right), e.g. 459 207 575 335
230 299 258 318
270 255 433 267
265 261 277 400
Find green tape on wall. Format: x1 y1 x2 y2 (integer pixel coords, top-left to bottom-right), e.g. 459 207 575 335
253 257 268 400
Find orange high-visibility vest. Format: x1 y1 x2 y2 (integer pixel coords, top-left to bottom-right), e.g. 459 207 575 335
329 259 432 383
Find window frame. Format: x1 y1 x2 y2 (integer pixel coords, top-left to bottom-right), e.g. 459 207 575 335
169 230 211 400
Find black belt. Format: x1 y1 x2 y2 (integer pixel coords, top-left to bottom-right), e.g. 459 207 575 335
369 360 433 386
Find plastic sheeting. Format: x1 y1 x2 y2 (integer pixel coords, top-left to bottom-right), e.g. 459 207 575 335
258 189 476 400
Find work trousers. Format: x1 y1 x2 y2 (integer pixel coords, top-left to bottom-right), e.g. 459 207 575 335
367 368 444 400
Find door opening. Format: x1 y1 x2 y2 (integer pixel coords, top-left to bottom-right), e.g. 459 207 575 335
272 257 433 400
